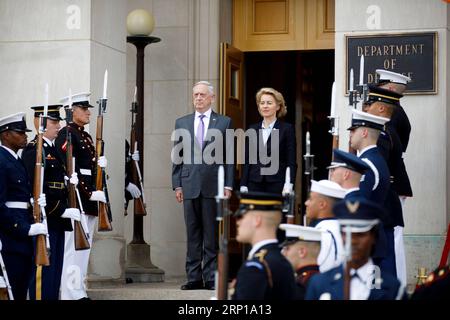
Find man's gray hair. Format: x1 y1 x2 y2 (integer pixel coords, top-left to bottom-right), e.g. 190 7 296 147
193 81 214 95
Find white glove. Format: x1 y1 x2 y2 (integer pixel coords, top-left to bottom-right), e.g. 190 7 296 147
282 183 293 196
126 182 141 198
28 223 48 236
0 238 2 251
240 186 248 193
131 150 140 162
38 193 46 207
69 172 79 186
90 190 107 203
61 208 81 221
98 156 108 168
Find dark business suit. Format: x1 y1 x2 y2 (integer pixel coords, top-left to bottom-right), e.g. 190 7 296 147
172 110 233 283
240 120 297 194
0 147 34 300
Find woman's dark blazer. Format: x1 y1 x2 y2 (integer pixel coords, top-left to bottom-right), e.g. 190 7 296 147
240 119 297 188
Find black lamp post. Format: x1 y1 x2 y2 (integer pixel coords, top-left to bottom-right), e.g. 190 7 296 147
125 10 164 283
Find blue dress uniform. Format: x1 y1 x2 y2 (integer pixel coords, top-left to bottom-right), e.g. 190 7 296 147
0 113 34 300
347 110 395 275
294 265 320 300
306 264 405 300
306 199 406 300
21 105 72 300
231 192 296 300
232 243 296 300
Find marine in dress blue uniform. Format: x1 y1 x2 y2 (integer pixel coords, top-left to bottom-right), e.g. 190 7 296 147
0 113 42 300
305 198 406 300
22 105 76 300
231 192 296 300
279 224 323 300
55 92 107 300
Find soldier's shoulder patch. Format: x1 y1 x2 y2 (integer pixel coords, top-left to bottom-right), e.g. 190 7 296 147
245 261 264 270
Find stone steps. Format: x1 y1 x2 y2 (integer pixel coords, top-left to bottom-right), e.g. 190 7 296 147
87 278 216 300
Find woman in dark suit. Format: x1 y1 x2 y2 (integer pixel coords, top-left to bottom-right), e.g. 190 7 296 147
240 87 297 195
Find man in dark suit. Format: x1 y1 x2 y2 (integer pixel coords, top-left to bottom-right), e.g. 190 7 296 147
0 112 48 300
22 105 80 300
231 192 296 300
306 198 406 300
172 81 234 290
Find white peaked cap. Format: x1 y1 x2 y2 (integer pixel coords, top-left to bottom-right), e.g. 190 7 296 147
279 224 324 242
310 180 346 199
376 69 411 85
60 92 92 107
351 109 389 127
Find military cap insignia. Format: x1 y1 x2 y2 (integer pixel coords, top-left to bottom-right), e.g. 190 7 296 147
346 200 360 214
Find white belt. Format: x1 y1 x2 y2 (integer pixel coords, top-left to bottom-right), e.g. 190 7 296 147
5 201 30 209
80 169 92 176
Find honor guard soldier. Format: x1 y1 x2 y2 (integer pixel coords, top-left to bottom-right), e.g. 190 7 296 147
0 113 47 300
305 180 346 272
328 149 370 201
376 69 412 155
124 139 141 214
21 105 81 300
279 224 323 299
375 69 413 286
348 109 398 276
306 198 406 300
411 264 450 300
55 92 107 300
363 86 407 280
231 192 296 300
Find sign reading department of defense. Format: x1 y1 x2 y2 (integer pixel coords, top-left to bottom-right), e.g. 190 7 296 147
346 32 437 94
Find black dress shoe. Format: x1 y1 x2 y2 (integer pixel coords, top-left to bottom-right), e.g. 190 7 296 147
204 281 215 290
180 281 204 290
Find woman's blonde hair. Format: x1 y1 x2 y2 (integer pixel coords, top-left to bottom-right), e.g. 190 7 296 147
255 87 287 118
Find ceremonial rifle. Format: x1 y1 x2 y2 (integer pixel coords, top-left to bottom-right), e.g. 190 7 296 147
215 166 229 300
348 55 368 154
282 167 295 224
129 86 147 216
96 70 113 231
0 242 13 300
32 84 50 266
328 82 339 159
342 225 352 300
65 90 90 250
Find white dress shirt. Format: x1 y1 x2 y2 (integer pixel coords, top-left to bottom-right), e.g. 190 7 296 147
261 119 276 145
350 259 376 300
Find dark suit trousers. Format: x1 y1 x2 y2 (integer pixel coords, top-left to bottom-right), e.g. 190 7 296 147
2 252 33 300
183 196 218 283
